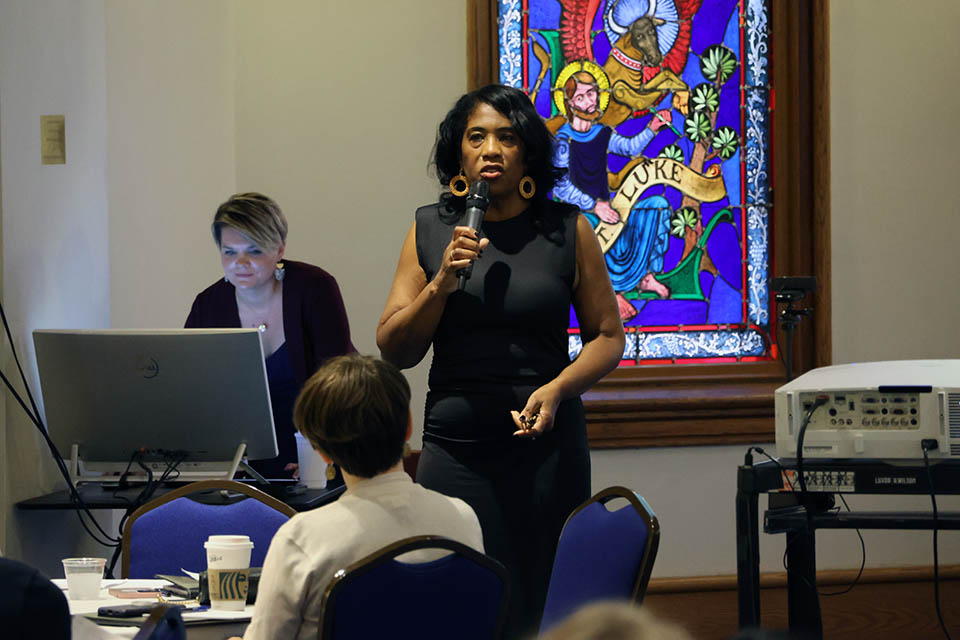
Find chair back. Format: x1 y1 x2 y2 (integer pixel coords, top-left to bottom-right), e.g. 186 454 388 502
539 486 660 634
122 480 296 578
132 605 186 640
319 535 510 640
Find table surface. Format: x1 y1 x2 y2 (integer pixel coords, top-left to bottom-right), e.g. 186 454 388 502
55 578 252 639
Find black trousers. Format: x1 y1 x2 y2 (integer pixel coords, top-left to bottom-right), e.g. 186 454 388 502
417 398 591 639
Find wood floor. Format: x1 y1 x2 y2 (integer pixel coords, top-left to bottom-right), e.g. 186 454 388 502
641 566 960 639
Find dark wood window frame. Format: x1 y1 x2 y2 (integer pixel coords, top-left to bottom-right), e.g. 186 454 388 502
467 0 830 448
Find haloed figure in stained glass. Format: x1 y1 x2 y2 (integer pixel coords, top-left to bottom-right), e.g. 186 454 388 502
551 62 676 320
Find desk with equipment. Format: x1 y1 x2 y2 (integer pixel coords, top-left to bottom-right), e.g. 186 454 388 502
737 361 960 638
32 329 283 483
21 328 342 492
21 328 344 503
17 478 344 512
736 458 960 637
16 329 345 579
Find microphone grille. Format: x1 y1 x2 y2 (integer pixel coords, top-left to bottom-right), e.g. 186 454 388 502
468 179 490 199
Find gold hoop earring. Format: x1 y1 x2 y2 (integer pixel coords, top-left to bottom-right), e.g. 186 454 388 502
519 176 536 200
449 171 469 197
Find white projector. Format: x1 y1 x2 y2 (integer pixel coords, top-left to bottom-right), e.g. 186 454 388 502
775 360 960 460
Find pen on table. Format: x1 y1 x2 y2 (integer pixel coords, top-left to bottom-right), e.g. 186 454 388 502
182 605 210 612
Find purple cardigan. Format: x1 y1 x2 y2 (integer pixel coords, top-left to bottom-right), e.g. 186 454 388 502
185 259 355 388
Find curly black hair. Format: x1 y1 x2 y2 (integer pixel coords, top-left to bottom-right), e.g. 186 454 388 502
432 84 564 214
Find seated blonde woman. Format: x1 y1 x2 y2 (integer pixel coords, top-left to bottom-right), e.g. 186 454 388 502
240 354 483 640
187 192 355 478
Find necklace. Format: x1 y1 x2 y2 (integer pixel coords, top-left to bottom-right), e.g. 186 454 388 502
254 322 268 333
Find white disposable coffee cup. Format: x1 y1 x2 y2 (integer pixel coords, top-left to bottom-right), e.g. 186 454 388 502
62 557 106 600
204 535 254 611
295 432 327 489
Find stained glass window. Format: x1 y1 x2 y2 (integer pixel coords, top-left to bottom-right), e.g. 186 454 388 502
498 0 774 366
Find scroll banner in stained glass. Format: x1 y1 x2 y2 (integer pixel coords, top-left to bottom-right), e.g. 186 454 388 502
498 0 773 365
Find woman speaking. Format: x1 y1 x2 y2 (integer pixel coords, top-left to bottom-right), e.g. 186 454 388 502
377 85 624 636
187 192 354 478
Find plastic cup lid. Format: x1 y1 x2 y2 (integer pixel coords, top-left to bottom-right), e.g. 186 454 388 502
204 535 254 548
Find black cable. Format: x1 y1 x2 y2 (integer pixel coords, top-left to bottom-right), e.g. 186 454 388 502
779 501 843 590
0 301 44 424
749 442 842 598
746 446 797 491
921 442 953 640
107 449 187 578
117 449 142 490
817 494 865 596
156 450 188 484
745 444 826 592
120 451 184 524
135 455 155 498
0 304 119 547
107 451 162 577
785 396 828 633
109 450 163 578
0 367 118 547
752 438 832 597
795 395 829 493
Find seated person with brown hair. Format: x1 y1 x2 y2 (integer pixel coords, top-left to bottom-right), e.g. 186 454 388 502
241 354 484 640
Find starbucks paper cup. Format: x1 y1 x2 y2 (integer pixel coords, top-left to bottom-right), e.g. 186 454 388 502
204 535 254 610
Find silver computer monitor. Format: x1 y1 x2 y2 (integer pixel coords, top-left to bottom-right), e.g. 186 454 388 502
33 328 277 481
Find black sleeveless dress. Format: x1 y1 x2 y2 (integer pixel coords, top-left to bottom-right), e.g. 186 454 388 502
414 200 591 637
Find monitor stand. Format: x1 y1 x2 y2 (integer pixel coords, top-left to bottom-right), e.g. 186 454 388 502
68 442 249 484
237 459 271 486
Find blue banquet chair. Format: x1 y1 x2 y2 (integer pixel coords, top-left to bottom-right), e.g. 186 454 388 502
121 479 296 578
539 486 661 634
319 535 510 640
132 605 187 640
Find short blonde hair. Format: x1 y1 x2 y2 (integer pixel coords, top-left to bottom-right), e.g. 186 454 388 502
540 601 692 640
211 192 288 251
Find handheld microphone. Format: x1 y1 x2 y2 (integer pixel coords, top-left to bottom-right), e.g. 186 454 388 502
457 180 490 291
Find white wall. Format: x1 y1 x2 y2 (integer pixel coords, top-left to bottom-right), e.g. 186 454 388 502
0 0 114 572
831 1 960 361
105 0 236 328
231 0 466 437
